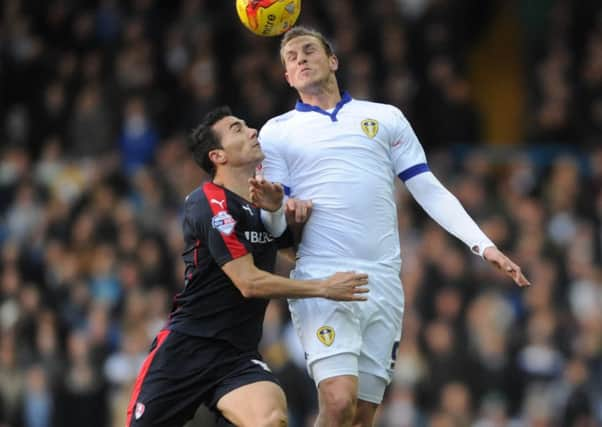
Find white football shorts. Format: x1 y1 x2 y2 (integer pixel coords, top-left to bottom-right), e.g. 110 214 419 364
288 257 404 403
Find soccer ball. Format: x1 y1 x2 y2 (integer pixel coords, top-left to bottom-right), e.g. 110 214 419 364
236 0 301 37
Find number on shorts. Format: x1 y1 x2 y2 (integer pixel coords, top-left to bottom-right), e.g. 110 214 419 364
390 341 400 369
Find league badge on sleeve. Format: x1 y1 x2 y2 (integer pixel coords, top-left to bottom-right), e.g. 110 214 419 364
211 211 237 235
316 326 335 346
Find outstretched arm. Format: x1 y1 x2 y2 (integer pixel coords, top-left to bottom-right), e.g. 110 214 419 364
221 253 369 300
404 171 530 287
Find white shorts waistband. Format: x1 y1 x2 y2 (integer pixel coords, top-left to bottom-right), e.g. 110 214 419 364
294 256 400 277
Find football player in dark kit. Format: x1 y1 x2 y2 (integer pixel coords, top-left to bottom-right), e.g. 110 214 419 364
125 106 369 427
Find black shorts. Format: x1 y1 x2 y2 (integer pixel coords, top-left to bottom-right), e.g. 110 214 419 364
126 329 280 427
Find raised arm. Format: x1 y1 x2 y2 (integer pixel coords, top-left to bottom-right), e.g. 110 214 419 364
249 175 313 248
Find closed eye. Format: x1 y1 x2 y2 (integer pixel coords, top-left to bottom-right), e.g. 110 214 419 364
230 122 243 132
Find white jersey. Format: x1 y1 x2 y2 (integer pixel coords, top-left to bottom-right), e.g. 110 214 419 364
259 92 428 269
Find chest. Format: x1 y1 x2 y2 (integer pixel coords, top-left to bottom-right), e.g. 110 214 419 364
283 113 391 165
228 202 275 248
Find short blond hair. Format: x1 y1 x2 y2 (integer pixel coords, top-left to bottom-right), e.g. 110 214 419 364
280 26 335 64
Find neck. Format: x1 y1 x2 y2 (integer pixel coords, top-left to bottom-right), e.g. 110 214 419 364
298 76 341 110
212 165 256 201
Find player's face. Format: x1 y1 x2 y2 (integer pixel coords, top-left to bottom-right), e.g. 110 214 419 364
211 116 264 169
282 36 338 91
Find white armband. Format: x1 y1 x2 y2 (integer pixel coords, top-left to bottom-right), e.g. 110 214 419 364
404 171 495 258
260 202 287 238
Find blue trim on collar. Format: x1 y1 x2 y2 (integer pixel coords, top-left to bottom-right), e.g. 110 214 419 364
294 91 352 122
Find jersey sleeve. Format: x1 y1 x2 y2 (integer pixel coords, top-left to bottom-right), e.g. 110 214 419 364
186 198 252 267
258 119 292 196
275 227 294 250
388 106 429 182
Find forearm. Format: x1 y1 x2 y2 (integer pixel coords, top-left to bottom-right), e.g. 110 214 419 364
221 254 323 299
405 172 494 256
260 202 287 237
242 268 324 299
274 248 296 277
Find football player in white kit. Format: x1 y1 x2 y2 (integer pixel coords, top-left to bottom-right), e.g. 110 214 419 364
257 27 530 427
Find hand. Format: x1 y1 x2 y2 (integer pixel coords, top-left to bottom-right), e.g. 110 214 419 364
249 176 283 212
285 198 313 224
321 272 369 301
483 246 531 287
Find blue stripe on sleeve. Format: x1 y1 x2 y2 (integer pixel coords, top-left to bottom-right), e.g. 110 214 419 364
283 185 291 196
398 163 430 182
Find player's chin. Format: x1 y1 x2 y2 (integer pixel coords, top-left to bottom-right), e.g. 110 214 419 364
293 78 314 91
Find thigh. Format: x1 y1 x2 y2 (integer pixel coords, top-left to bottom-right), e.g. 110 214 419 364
217 381 287 427
127 330 208 427
317 374 358 401
128 331 276 427
357 292 402 403
309 352 359 386
288 296 362 369
358 316 400 383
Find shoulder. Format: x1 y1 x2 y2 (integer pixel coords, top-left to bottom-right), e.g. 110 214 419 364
351 100 412 138
351 99 407 122
259 110 297 141
270 109 297 124
184 185 211 217
185 185 207 204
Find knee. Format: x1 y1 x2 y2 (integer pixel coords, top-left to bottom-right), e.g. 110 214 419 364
320 385 357 422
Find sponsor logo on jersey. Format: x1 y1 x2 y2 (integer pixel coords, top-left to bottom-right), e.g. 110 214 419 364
210 198 226 209
244 231 274 243
316 325 335 346
242 204 254 216
211 211 236 235
135 402 145 420
361 119 379 138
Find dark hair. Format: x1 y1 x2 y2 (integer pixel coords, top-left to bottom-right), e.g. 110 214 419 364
188 106 232 177
280 26 335 64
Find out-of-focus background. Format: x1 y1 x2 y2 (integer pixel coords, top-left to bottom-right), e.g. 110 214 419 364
0 0 601 426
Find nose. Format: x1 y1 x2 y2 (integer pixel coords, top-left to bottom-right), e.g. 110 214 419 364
297 53 307 65
249 128 258 140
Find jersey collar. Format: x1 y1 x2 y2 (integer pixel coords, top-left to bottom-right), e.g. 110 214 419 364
295 91 352 122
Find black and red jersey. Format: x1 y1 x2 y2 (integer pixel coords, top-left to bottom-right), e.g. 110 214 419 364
167 181 289 351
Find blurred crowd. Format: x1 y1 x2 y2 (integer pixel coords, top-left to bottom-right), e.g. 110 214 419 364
0 0 601 426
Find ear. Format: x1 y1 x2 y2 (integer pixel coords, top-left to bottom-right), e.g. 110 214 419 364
208 149 226 168
329 55 339 72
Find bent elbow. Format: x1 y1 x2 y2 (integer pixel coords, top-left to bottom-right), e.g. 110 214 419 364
237 278 260 299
